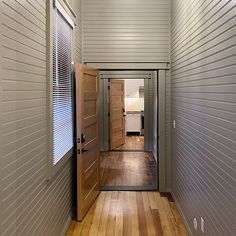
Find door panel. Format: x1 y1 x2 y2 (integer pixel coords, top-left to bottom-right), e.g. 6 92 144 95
109 80 125 149
75 64 100 221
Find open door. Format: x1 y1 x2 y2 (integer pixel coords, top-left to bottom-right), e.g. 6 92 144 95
109 80 125 149
75 64 100 221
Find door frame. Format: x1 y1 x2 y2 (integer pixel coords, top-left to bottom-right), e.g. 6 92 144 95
97 68 169 192
100 76 153 152
158 70 167 192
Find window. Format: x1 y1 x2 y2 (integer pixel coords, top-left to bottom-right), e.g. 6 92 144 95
47 0 75 177
53 7 73 165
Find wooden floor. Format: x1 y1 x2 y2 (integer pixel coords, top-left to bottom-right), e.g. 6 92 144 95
114 135 144 150
100 151 157 186
66 191 188 236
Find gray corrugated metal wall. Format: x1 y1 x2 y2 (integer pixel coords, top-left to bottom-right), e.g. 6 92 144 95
82 0 169 63
0 0 81 235
71 0 82 63
171 0 236 235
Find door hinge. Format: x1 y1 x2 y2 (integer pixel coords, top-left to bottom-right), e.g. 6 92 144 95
77 138 80 143
108 85 110 90
108 113 110 117
77 149 80 154
108 139 111 143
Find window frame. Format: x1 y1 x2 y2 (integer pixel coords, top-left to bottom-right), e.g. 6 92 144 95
46 0 75 181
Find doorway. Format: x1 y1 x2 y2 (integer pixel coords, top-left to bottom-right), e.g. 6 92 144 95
109 78 144 151
99 70 158 190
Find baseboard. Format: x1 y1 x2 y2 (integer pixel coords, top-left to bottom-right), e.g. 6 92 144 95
171 191 193 236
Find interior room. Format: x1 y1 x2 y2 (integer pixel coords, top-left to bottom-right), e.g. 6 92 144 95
115 78 145 151
0 0 235 235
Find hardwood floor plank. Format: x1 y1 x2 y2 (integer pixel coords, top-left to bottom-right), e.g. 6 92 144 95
151 209 163 236
136 192 148 236
154 192 175 236
122 191 132 236
114 192 124 236
129 192 139 236
72 221 84 236
105 191 119 235
142 192 157 236
98 192 112 236
88 192 106 236
148 191 158 210
80 201 96 236
66 191 189 236
162 196 181 236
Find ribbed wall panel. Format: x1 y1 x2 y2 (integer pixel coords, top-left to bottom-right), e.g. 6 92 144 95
70 0 82 63
0 0 81 235
82 0 169 63
171 0 236 235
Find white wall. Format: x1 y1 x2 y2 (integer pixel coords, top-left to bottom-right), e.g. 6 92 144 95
0 1 82 235
82 0 170 63
125 79 143 98
125 79 144 111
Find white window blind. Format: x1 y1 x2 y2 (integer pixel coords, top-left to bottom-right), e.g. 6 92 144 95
53 7 73 166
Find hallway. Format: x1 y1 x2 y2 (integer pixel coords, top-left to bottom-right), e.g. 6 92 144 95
0 0 235 235
66 191 188 236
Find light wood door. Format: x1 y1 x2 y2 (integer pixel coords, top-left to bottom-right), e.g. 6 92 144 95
75 64 100 221
109 80 125 149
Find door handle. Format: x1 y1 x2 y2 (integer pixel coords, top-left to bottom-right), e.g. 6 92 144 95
123 110 127 117
81 133 86 143
82 148 88 153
